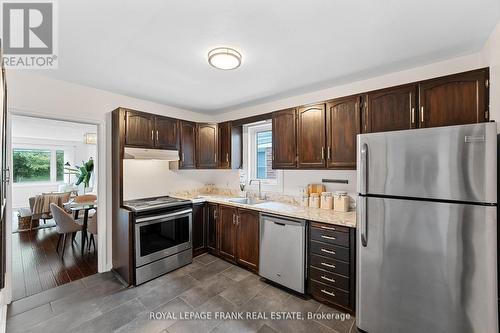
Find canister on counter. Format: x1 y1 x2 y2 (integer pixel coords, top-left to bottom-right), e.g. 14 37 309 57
320 192 333 209
334 191 350 212
309 193 320 208
300 194 309 207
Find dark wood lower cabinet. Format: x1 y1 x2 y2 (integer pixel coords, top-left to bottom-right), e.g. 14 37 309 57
235 208 259 272
207 203 218 255
192 203 208 257
193 203 259 274
308 222 356 314
218 205 237 262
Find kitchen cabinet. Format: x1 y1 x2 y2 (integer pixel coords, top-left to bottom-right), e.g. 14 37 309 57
0 65 6 288
297 103 326 168
179 121 196 169
155 116 179 150
419 69 489 128
308 222 356 314
235 208 259 272
125 111 180 150
218 205 237 262
196 123 218 169
207 203 218 255
125 110 155 148
217 205 260 272
326 96 360 169
272 108 297 169
363 85 417 133
218 122 242 169
192 203 207 257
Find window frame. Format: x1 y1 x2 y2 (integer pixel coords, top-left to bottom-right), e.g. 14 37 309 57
12 143 73 186
244 122 283 191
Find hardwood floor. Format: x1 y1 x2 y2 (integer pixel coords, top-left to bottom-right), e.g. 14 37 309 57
12 226 97 301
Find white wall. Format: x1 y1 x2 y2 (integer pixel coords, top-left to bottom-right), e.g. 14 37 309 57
481 21 500 129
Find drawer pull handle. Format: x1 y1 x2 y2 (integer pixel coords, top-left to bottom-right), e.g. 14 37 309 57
321 248 336 255
320 226 336 231
321 275 336 283
321 289 336 297
321 262 336 269
321 235 336 240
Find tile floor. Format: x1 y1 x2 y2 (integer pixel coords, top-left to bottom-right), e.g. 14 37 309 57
6 253 357 333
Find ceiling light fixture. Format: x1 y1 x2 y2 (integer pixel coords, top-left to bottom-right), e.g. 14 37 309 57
208 47 242 70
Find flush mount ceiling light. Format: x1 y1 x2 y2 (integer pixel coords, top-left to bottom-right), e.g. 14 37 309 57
208 47 242 70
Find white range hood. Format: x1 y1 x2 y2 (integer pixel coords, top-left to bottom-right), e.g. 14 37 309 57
124 147 180 161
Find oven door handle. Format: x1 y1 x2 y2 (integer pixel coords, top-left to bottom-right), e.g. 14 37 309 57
135 208 193 223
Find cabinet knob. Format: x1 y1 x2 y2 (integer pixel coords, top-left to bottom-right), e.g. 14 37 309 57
420 106 425 123
156 130 159 141
321 147 325 160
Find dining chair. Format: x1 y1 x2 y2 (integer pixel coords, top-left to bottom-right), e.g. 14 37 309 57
50 203 83 258
87 213 97 252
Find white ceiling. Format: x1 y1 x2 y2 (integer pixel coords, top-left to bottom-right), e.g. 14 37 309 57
39 0 500 113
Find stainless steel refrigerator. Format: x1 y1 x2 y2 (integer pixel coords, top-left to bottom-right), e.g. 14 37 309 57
356 122 498 333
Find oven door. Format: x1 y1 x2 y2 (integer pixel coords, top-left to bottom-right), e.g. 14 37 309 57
135 208 192 267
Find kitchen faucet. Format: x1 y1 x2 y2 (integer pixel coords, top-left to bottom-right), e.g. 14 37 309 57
249 179 264 199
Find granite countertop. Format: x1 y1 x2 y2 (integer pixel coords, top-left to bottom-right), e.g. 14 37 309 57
174 194 356 228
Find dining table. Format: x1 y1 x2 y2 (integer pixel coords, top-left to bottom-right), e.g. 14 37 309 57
64 201 97 254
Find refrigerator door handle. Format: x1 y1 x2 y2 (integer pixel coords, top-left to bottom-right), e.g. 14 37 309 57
360 196 368 247
360 143 368 195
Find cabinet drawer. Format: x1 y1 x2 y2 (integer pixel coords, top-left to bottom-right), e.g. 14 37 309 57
310 222 349 233
310 228 349 247
310 240 349 262
310 280 349 307
310 266 349 291
310 254 349 276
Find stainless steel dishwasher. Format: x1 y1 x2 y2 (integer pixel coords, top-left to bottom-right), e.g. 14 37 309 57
259 213 306 293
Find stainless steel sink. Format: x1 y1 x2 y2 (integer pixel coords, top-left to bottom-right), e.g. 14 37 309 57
228 197 266 205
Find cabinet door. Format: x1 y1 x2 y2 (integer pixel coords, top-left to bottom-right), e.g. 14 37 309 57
419 69 488 128
179 121 196 169
207 203 218 254
196 123 218 169
297 104 326 168
125 110 155 148
192 203 207 257
326 97 360 169
236 208 259 273
0 67 6 288
218 122 231 169
155 116 179 150
272 108 297 169
218 205 237 262
363 85 417 133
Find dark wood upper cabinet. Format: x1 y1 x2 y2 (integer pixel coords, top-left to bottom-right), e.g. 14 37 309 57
297 103 326 168
125 110 155 148
196 123 218 169
218 122 231 168
272 108 297 169
192 203 207 257
326 96 360 169
155 116 179 150
419 69 489 128
235 208 259 273
363 85 417 133
218 205 237 262
179 121 196 169
217 122 242 169
207 203 218 255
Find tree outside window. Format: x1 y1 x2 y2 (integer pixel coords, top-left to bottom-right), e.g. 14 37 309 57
13 148 66 183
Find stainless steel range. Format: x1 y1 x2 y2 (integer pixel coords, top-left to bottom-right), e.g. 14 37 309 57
123 196 193 285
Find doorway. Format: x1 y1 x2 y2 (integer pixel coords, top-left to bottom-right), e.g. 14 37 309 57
9 115 99 301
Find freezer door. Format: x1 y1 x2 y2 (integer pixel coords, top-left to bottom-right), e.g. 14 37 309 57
356 196 498 333
357 122 497 204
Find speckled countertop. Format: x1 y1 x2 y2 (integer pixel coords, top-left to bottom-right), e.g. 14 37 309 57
174 194 357 228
